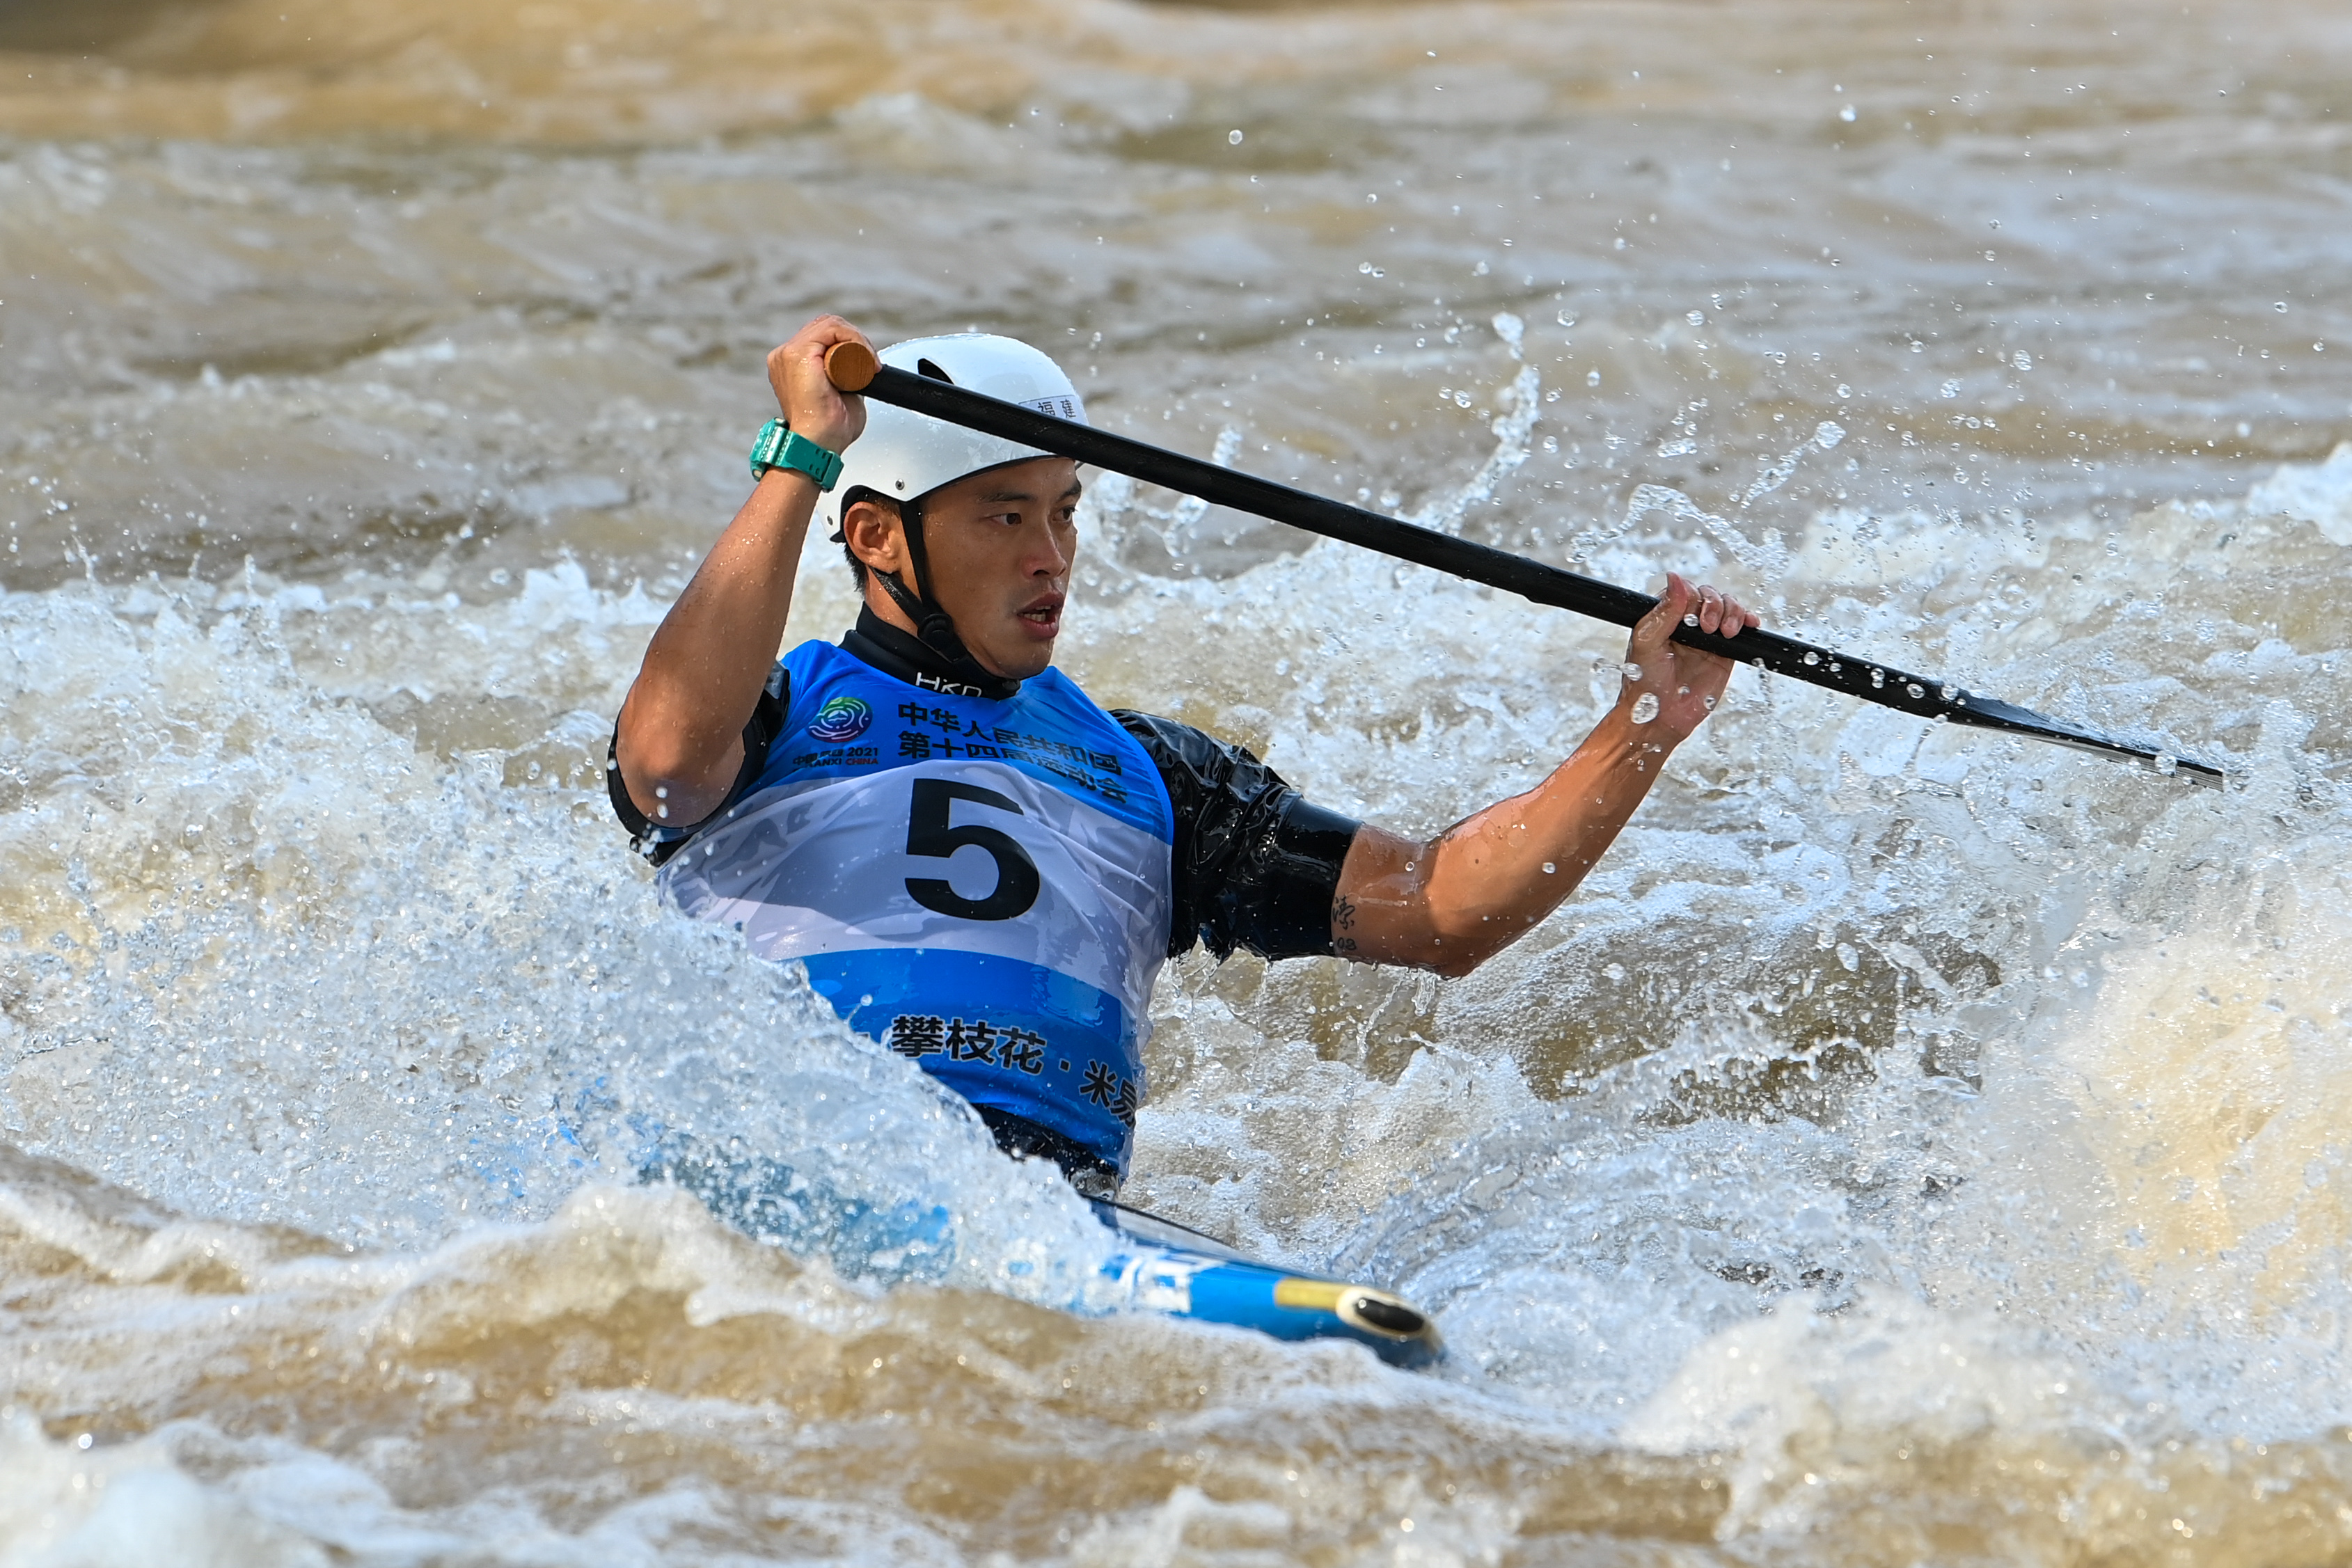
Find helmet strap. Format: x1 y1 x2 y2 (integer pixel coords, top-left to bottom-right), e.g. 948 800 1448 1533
871 561 928 626
870 499 1020 699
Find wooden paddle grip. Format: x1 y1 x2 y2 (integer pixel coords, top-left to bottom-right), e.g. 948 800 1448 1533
824 340 880 393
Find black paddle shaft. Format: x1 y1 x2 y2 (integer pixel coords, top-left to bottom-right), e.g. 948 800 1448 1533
827 352 2224 789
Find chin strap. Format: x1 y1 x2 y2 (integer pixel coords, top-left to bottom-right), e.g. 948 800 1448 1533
871 501 1020 699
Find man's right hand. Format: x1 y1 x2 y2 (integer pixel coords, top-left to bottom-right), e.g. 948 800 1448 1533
767 315 872 455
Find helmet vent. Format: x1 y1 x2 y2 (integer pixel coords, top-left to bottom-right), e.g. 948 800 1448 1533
915 358 955 383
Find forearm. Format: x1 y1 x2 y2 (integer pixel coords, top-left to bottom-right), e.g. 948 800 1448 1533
615 468 819 822
1335 707 1673 976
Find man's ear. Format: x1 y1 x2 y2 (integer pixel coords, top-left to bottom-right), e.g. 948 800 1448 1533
841 496 905 576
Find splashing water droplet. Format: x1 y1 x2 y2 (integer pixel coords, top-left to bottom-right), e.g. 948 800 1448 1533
1907 682 1925 698
1621 662 1643 681
1587 370 1602 387
1542 862 1558 875
1839 104 1857 122
1687 310 1705 326
1683 613 1699 627
1229 128 1245 145
1703 694 1717 710
1870 669 1886 688
1803 651 1821 665
1630 692 1662 724
1941 683 1957 700
1605 962 1627 982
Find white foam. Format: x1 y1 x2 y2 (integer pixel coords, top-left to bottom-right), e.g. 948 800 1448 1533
0 1413 327 1568
2247 441 2352 544
0 572 1113 1306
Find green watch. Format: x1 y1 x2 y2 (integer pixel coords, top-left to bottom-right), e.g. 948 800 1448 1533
748 419 844 490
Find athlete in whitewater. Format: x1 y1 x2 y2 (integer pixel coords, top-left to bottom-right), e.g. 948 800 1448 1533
610 315 1756 1198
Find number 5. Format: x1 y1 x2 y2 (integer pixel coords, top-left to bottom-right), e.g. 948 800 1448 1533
905 777 1041 921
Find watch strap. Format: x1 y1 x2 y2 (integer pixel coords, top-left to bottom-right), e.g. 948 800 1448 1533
748 418 844 491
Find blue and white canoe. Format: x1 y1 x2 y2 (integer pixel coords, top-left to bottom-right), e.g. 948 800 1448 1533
1093 1201 1444 1370
578 1121 1444 1368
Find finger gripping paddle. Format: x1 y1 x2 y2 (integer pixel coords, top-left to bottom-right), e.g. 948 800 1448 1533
822 340 2224 789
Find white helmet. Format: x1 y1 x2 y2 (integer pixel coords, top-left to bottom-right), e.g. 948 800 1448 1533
820 333 1087 536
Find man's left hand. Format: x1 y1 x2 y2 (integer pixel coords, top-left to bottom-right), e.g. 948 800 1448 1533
1620 571 1758 745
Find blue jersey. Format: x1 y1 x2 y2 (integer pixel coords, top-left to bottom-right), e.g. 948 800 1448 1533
659 640 1176 1173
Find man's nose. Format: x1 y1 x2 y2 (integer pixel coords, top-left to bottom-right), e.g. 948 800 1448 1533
1025 521 1070 574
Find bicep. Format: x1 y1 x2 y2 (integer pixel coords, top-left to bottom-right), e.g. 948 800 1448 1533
1330 823 1444 967
614 686 748 825
610 664 788 860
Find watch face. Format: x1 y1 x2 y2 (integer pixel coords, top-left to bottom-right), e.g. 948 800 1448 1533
750 420 790 478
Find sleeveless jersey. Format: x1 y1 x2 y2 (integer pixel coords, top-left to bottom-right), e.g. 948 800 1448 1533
658 640 1175 1173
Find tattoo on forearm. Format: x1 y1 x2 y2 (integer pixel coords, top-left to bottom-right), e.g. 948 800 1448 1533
1334 936 1358 953
1334 895 1357 930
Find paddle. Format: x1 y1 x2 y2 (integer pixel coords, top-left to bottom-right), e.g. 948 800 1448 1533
822 341 2225 789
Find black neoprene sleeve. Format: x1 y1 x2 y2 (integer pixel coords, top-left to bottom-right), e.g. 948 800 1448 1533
1110 710 1363 962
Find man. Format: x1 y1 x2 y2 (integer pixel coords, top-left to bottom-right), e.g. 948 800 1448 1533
611 315 1756 1199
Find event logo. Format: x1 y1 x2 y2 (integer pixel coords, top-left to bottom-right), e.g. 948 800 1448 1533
808 694 873 743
